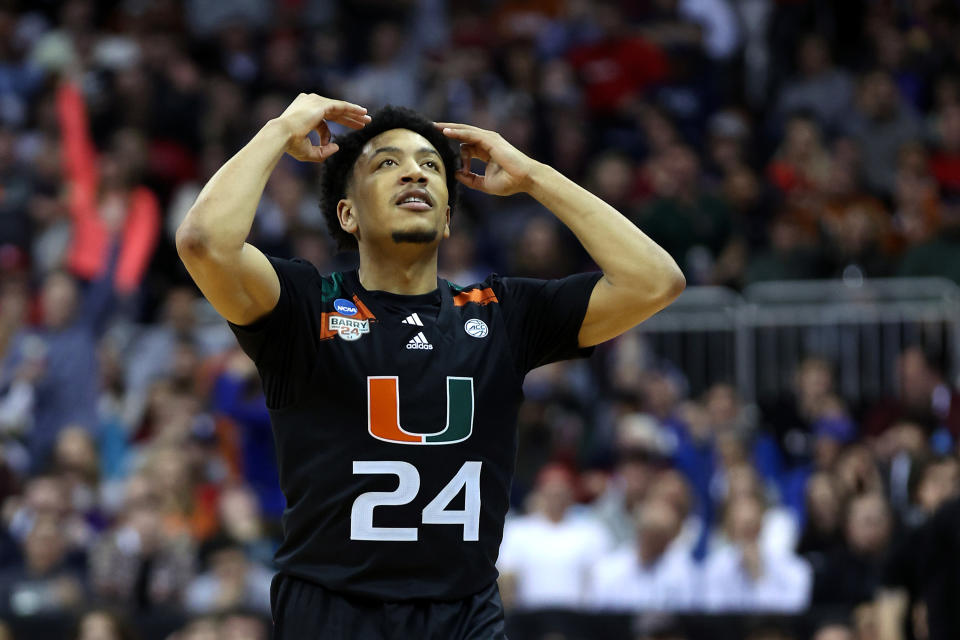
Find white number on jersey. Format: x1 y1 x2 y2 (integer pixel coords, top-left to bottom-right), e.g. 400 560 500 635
350 460 482 542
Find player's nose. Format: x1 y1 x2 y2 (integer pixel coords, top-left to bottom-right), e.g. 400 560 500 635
399 158 428 184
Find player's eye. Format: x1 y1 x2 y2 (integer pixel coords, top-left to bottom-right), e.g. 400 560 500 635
423 161 439 170
378 158 397 168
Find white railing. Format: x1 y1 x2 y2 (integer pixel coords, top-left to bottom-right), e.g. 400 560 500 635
634 278 960 403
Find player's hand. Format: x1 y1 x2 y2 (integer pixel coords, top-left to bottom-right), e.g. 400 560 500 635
277 93 371 163
436 122 539 196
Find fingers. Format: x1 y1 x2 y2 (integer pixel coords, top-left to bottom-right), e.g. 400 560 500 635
331 113 372 130
459 143 491 168
309 142 340 162
316 121 331 146
438 124 493 149
291 140 339 164
454 170 485 191
322 99 370 129
435 122 487 133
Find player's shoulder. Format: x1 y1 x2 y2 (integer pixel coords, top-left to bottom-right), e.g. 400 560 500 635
270 256 350 304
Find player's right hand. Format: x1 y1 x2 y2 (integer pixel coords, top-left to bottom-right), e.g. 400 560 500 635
277 93 370 163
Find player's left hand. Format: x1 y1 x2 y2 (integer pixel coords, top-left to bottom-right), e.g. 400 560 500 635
436 122 539 197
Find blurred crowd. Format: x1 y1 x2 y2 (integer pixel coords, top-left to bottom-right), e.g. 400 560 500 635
0 0 959 639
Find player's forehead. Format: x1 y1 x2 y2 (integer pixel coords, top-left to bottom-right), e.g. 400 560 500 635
358 129 444 168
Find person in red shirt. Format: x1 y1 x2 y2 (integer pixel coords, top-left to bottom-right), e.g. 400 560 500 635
56 80 159 296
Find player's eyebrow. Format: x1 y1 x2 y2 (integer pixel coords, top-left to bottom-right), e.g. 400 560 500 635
371 146 441 159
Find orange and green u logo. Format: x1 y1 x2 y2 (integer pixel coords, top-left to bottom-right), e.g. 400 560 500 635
367 376 474 445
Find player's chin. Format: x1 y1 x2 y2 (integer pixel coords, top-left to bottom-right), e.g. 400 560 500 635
390 228 439 244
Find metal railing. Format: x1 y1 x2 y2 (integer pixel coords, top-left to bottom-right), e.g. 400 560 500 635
634 278 960 404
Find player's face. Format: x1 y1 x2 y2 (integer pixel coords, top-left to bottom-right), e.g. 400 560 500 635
341 128 450 248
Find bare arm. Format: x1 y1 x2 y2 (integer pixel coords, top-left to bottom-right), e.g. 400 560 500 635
176 94 370 325
438 123 685 347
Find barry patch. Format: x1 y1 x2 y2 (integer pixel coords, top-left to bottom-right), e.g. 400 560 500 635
328 314 369 341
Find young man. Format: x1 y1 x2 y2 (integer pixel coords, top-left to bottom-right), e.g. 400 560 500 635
176 93 684 639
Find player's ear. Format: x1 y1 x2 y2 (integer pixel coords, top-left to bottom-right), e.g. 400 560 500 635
442 205 451 239
337 199 358 235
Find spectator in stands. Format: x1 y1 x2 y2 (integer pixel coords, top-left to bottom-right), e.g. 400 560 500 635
593 413 671 546
185 535 271 616
215 484 276 569
0 268 113 468
646 468 701 557
874 419 929 517
498 464 613 610
797 472 845 557
588 496 697 612
143 445 218 542
766 112 832 206
123 286 233 428
846 70 922 197
211 351 281 518
863 345 960 442
876 455 960 640
898 188 960 286
775 34 855 135
712 464 799 557
819 164 895 279
761 357 836 470
73 609 139 640
929 103 960 193
55 80 159 299
637 143 737 285
89 474 194 611
0 513 86 616
566 1 669 116
701 494 812 612
891 143 941 252
812 492 893 611
745 212 824 283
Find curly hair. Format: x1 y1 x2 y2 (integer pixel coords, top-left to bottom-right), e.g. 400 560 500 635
319 105 460 251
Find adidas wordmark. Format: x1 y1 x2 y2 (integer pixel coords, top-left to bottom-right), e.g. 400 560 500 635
406 332 433 350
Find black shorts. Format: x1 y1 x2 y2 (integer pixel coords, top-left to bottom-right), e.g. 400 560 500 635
270 573 508 640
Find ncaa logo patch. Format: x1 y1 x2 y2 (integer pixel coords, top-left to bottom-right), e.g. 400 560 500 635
464 319 488 338
329 315 369 341
334 298 358 316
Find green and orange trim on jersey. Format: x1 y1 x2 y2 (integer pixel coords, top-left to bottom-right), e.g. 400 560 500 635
452 287 498 307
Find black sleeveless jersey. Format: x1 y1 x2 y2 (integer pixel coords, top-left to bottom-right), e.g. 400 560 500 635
229 257 602 601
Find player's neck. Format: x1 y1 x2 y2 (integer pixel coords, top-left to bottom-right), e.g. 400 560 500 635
357 249 439 295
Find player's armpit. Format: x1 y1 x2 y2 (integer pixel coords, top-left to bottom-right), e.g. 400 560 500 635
577 275 681 347
177 239 281 326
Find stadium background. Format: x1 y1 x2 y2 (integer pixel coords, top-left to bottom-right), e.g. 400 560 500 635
1 0 960 639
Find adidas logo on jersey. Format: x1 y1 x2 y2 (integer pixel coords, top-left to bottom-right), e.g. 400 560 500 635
406 332 433 350
401 313 424 326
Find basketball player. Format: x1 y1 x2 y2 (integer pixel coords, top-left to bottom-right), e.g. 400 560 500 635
176 94 685 639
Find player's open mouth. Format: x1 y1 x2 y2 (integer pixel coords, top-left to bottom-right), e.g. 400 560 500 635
395 188 433 211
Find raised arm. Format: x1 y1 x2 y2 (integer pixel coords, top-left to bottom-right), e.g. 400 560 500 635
438 123 685 347
56 81 98 198
176 94 369 325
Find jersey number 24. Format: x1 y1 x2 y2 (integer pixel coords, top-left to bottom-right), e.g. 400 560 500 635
351 461 481 542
